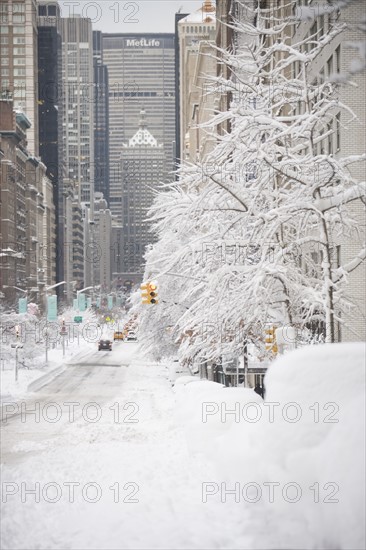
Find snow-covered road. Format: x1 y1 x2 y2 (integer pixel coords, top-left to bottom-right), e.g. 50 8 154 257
1 342 252 550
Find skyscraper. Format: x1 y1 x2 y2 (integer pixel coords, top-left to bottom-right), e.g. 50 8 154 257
60 15 95 295
93 30 110 205
61 15 94 207
102 33 175 260
37 0 63 284
117 110 166 274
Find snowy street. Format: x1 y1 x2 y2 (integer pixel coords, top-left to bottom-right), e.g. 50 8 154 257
0 342 253 550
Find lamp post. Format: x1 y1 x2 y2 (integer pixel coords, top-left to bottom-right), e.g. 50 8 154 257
44 282 66 362
11 324 23 381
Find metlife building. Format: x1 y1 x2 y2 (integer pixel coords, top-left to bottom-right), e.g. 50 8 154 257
102 34 175 231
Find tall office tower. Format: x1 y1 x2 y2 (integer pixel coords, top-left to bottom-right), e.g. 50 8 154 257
178 1 216 163
37 0 63 284
0 0 39 156
115 110 165 274
60 15 95 296
174 11 188 170
60 15 94 208
101 33 175 232
93 193 112 292
93 30 110 205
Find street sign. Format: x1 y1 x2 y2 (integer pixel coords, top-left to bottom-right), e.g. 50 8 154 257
18 298 27 314
73 298 78 310
74 316 83 323
107 295 113 309
87 297 92 309
47 295 57 321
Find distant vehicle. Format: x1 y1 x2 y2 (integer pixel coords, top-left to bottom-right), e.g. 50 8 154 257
98 339 112 351
113 331 124 341
126 331 137 342
168 359 190 385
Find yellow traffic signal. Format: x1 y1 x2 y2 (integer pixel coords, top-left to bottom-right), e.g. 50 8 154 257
265 326 278 354
141 281 158 304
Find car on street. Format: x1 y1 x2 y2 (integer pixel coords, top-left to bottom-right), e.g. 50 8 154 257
98 339 112 351
113 331 124 341
126 331 137 342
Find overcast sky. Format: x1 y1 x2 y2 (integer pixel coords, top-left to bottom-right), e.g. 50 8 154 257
58 1 205 34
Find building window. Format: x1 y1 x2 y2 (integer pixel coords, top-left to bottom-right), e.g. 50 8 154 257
13 47 25 55
1 58 9 66
14 58 25 65
13 4 25 13
0 25 9 34
13 36 25 44
0 36 9 44
13 14 25 23
0 3 8 23
14 79 26 87
14 68 26 76
335 45 341 73
13 26 25 34
327 55 333 77
0 68 9 75
336 112 341 151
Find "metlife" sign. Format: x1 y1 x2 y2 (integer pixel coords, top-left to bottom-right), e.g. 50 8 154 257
126 39 161 47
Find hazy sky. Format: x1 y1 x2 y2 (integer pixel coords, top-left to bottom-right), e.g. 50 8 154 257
58 1 205 34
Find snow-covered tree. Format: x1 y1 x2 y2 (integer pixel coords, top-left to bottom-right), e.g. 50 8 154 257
133 0 365 364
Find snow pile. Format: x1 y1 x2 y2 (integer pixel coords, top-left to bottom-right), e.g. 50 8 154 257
176 343 366 550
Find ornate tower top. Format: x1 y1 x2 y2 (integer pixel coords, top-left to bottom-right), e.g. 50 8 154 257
202 0 215 13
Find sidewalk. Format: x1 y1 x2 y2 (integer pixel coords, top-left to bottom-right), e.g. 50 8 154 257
0 340 96 404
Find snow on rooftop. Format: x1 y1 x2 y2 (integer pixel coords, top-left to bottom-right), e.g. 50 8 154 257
179 0 216 25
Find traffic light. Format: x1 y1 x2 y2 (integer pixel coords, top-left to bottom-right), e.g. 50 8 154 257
141 281 158 304
265 325 278 354
15 325 20 339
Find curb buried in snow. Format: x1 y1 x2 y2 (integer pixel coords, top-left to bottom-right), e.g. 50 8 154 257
27 346 95 393
27 363 67 393
0 346 96 419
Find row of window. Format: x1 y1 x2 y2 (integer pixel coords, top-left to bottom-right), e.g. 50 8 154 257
0 25 25 33
1 57 26 66
0 36 25 44
0 14 25 23
1 65 28 76
1 47 26 54
181 25 215 34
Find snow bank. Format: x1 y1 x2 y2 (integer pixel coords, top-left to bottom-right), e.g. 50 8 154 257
176 343 366 550
175 378 262 455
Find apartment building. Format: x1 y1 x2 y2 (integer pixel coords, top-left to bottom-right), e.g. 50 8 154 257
291 0 366 341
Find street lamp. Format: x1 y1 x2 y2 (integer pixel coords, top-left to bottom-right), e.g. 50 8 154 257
77 284 100 301
44 281 66 363
46 281 66 294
